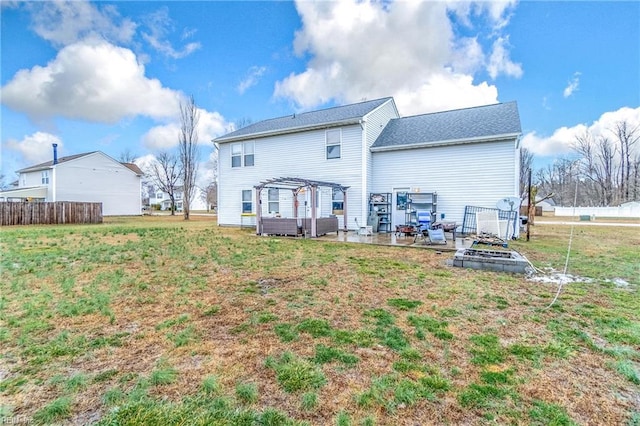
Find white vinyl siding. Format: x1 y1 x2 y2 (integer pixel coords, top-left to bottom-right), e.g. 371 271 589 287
371 139 518 226
54 152 141 215
362 99 399 218
217 124 365 229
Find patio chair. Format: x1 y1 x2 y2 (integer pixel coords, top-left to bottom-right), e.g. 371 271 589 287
355 217 372 236
413 211 432 243
426 227 447 245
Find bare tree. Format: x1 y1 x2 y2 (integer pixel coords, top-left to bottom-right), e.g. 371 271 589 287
536 156 580 206
574 132 616 205
0 173 9 190
118 148 138 163
149 152 181 215
178 95 201 220
235 117 253 130
519 147 534 203
613 121 639 202
204 181 217 212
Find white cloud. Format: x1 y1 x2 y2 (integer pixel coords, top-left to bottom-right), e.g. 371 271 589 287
274 0 519 114
522 106 640 157
6 132 63 164
487 36 523 79
1 40 181 123
140 7 201 59
238 66 267 94
563 72 581 98
26 1 136 47
143 108 233 150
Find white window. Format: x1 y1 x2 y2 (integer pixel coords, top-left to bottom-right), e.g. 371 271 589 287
21 175 26 186
268 188 279 213
156 192 163 200
231 143 242 167
41 170 49 184
244 142 254 166
326 129 341 159
332 188 344 214
231 141 255 167
242 190 253 213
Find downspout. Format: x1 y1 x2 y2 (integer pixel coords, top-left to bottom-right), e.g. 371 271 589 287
343 189 348 233
255 187 262 235
360 119 368 230
51 166 56 202
310 185 317 237
51 143 58 201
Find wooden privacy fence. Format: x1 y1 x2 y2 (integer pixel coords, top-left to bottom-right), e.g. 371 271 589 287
0 202 103 226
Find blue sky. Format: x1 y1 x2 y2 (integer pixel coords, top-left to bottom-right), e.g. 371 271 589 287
1 0 639 185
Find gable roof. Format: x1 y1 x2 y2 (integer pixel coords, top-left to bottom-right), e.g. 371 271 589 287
371 101 521 151
215 97 394 143
17 152 98 173
17 151 144 176
122 162 144 175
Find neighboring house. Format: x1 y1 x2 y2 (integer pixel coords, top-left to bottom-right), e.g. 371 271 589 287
0 148 143 216
214 97 522 231
149 186 207 212
522 196 556 213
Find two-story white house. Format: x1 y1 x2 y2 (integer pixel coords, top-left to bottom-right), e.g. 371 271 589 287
0 147 143 216
148 186 208 212
214 97 522 235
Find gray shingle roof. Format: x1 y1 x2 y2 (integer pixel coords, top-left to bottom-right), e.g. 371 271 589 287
215 97 394 143
17 152 98 173
17 151 143 175
371 101 521 150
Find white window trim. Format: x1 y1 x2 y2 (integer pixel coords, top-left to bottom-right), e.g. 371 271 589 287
231 141 255 167
242 189 253 213
326 129 342 160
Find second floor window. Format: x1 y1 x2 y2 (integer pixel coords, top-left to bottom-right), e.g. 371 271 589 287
41 170 49 184
232 142 255 167
326 129 341 159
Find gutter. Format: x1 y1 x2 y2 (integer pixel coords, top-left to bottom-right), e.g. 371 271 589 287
370 132 521 152
214 118 363 144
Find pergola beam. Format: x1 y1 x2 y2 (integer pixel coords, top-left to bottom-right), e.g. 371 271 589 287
253 176 350 237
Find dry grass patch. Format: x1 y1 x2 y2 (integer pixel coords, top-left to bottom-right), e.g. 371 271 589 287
1 217 638 425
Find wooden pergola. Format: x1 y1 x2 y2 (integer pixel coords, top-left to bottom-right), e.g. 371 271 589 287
254 177 349 237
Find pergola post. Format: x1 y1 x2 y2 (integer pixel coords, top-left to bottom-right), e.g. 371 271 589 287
310 185 317 237
252 177 349 238
343 189 348 233
255 187 262 235
292 189 298 220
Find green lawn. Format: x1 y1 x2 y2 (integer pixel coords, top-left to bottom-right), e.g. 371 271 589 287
1 216 638 425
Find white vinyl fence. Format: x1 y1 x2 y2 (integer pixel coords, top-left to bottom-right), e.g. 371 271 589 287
554 205 640 218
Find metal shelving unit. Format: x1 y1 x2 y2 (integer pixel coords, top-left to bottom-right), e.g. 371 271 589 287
369 193 392 233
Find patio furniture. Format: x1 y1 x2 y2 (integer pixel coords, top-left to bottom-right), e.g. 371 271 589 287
395 225 416 237
432 221 457 241
355 217 372 236
413 211 432 243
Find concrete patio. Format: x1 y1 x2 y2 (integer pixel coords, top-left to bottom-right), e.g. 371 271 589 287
316 229 470 251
